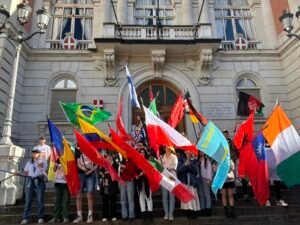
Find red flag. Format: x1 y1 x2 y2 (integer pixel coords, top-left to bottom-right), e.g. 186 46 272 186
238 133 269 205
116 96 134 141
234 111 254 149
110 127 162 192
149 86 154 102
74 130 125 185
168 93 184 128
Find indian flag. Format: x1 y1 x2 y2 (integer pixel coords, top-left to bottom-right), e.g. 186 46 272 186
148 156 194 203
263 105 300 187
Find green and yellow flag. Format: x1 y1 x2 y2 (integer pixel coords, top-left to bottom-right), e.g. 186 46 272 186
60 102 111 127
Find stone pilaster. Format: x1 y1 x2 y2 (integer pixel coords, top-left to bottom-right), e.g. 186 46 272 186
117 0 128 24
0 144 25 206
182 0 193 25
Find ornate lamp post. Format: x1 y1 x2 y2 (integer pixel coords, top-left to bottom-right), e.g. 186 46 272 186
0 0 50 206
279 7 300 40
0 1 50 145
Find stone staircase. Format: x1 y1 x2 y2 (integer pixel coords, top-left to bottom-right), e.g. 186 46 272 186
0 185 300 225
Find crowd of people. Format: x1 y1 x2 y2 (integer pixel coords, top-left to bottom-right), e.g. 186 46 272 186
19 127 289 224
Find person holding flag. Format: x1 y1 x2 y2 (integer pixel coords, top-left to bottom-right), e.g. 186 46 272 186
48 158 70 224
73 146 98 224
160 145 178 221
21 148 47 225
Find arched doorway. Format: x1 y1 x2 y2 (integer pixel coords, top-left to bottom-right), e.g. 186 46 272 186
132 80 185 133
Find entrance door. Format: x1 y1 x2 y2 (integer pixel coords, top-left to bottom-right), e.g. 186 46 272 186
132 80 185 133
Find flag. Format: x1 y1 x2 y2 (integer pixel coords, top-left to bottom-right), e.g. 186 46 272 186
78 118 128 159
109 128 162 193
60 102 111 127
168 93 184 128
47 147 59 182
126 65 140 109
74 130 124 185
116 96 134 141
196 121 230 196
144 106 198 156
238 133 269 205
263 105 300 187
47 119 80 196
148 156 194 203
83 132 115 151
149 86 154 102
237 91 264 116
149 98 159 117
233 111 254 149
186 98 208 126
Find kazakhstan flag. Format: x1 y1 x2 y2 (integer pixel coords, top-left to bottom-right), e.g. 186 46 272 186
60 102 111 127
196 121 230 196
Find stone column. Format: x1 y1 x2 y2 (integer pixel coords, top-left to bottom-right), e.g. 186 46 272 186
0 145 25 205
98 0 111 37
260 0 278 49
199 0 209 23
117 0 128 24
182 0 193 25
128 0 135 24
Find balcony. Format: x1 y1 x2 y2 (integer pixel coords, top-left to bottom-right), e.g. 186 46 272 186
219 40 262 51
102 23 213 40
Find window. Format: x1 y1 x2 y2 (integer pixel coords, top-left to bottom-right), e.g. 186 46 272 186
50 78 77 121
236 77 260 100
214 0 256 41
135 0 174 26
51 0 93 40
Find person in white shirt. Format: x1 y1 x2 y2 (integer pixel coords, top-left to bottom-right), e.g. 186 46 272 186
33 136 51 161
160 146 178 221
48 159 70 224
21 149 47 225
198 152 212 216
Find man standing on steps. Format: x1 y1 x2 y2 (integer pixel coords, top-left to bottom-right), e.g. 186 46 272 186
33 136 51 161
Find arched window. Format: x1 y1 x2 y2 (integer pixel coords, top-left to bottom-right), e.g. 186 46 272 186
135 0 174 25
214 0 256 41
236 77 261 100
133 80 185 132
51 0 93 40
50 78 77 121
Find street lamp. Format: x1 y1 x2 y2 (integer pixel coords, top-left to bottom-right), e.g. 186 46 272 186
279 8 300 40
0 1 50 145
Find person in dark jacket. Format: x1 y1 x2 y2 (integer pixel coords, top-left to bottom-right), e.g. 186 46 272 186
177 151 200 219
99 152 119 222
135 148 153 221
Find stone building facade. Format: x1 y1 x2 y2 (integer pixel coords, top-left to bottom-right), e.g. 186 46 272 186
0 0 299 204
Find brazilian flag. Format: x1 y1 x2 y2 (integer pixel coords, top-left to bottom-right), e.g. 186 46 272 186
60 102 111 127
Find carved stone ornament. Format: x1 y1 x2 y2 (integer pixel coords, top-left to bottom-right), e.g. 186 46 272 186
198 49 213 86
151 49 165 77
103 48 117 86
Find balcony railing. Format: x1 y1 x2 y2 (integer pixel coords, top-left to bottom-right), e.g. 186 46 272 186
103 23 213 40
219 40 262 51
46 40 92 50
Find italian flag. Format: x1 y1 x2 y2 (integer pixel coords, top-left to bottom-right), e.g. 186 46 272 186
263 105 300 187
148 156 194 203
144 106 198 155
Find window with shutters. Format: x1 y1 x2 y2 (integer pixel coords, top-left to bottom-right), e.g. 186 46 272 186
135 0 174 26
51 0 93 40
50 78 77 121
214 0 256 41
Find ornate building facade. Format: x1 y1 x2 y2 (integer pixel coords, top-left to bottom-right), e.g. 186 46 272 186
0 1 299 203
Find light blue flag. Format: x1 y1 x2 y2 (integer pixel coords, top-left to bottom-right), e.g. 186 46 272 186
196 121 230 196
126 65 141 109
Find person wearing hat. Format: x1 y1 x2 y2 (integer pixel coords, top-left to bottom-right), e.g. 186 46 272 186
33 136 51 161
160 145 178 220
21 149 47 224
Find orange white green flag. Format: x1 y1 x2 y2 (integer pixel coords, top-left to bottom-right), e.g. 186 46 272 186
263 105 300 187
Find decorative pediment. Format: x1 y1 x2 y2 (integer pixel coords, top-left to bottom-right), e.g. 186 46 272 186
151 49 165 77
